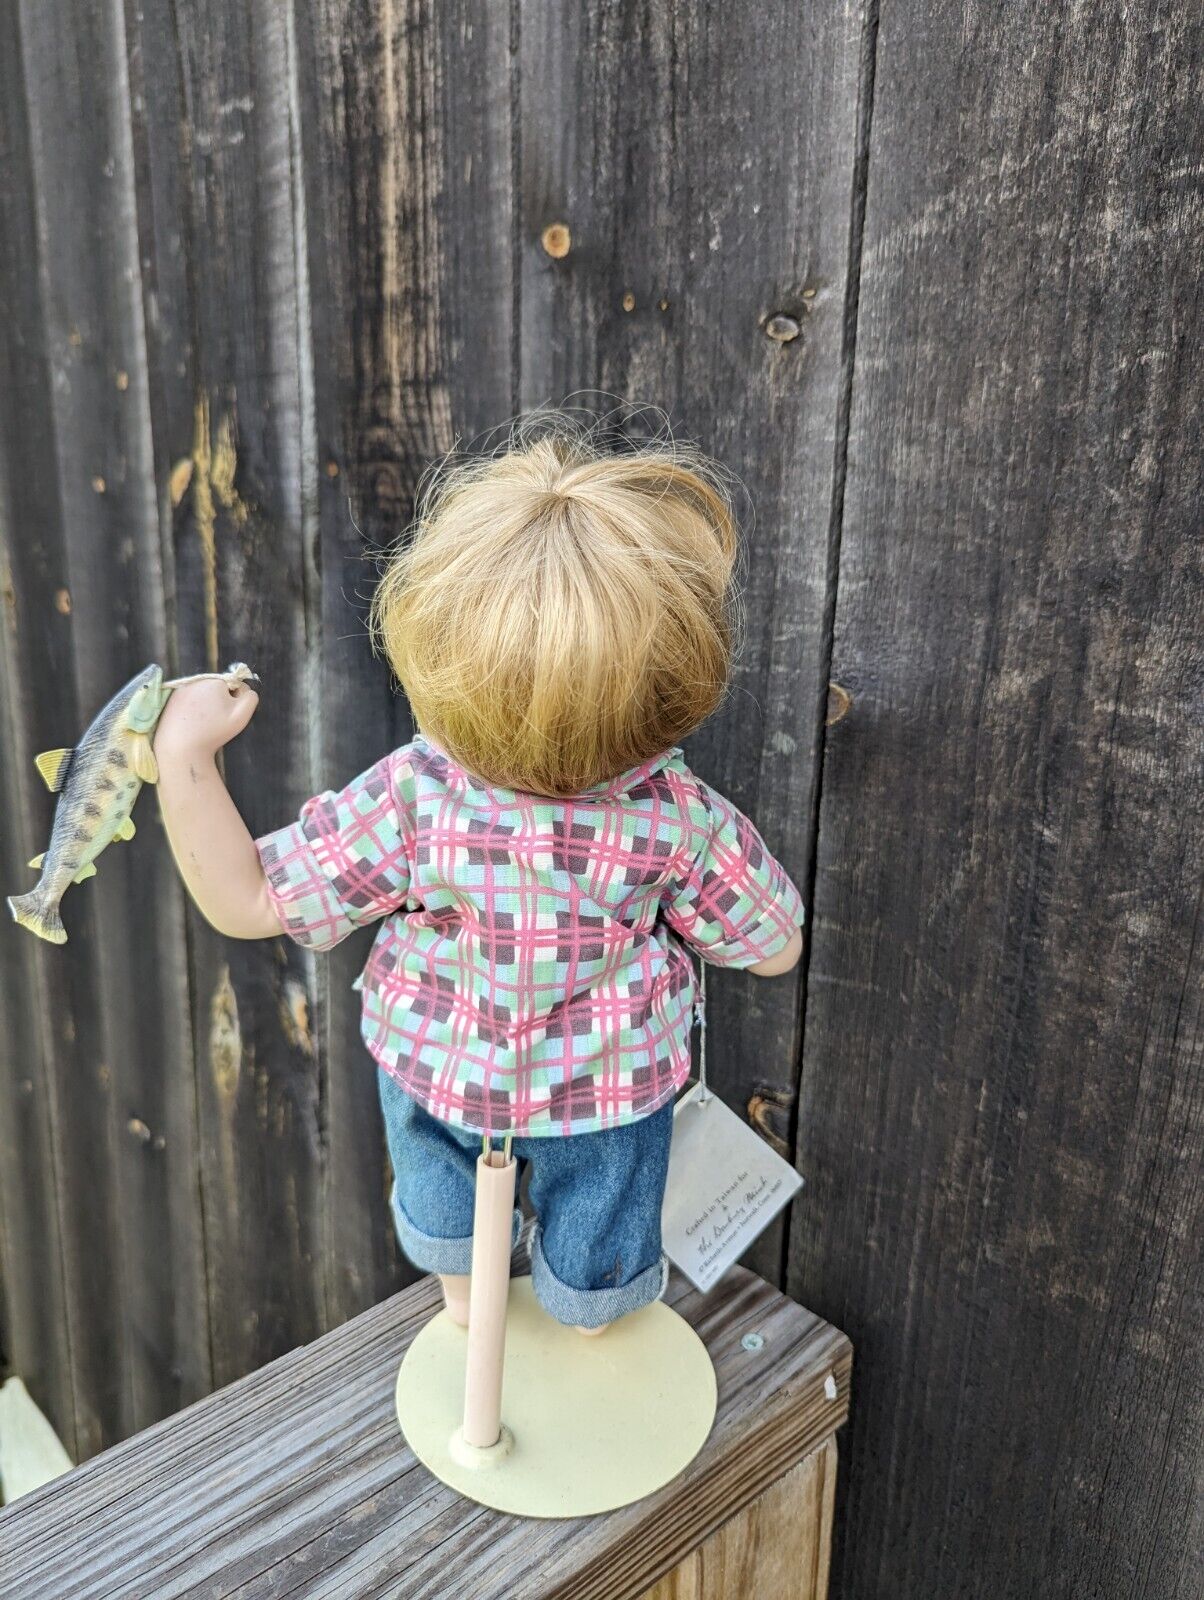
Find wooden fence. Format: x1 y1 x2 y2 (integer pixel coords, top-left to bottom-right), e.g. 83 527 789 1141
0 3 1199 1597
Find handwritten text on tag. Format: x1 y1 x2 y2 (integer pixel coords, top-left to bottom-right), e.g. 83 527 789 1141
660 1084 804 1294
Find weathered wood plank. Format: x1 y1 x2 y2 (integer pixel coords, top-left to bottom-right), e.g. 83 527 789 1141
124 0 328 1385
517 0 865 1278
0 1264 851 1599
0 5 128 1462
0 0 211 1457
641 1437 837 1600
15 0 211 1448
0 0 75 1451
290 0 520 1325
790 4 1204 1598
289 0 408 1330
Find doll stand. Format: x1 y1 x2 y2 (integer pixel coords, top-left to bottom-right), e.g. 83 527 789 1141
394 1143 718 1517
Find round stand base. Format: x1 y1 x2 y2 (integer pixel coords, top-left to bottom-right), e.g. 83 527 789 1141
395 1276 717 1518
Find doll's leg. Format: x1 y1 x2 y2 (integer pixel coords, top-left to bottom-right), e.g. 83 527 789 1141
524 1099 675 1333
439 1273 471 1326
378 1069 521 1323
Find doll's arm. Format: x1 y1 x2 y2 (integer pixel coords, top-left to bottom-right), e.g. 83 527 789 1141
663 778 806 975
153 679 282 939
747 926 803 976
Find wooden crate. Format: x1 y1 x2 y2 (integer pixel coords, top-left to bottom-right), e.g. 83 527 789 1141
0 1263 850 1598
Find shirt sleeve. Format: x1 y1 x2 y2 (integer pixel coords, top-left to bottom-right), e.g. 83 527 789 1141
255 752 411 952
662 777 805 968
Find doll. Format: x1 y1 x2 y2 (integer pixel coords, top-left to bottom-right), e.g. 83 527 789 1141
154 420 805 1334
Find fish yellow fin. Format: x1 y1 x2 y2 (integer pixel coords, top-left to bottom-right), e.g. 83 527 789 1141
28 853 45 870
115 816 136 841
72 862 97 884
130 732 159 785
34 749 73 793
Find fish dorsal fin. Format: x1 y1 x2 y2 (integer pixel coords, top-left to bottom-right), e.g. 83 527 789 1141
34 748 72 793
28 853 44 870
72 862 97 883
130 732 159 785
115 816 136 842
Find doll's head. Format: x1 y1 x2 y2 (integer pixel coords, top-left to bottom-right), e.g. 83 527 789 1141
371 416 740 797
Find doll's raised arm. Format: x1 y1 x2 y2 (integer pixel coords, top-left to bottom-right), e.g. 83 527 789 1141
153 679 283 939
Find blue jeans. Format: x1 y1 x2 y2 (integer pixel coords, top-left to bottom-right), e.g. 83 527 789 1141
379 1071 673 1329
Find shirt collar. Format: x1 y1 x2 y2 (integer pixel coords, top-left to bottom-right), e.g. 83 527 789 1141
412 732 677 802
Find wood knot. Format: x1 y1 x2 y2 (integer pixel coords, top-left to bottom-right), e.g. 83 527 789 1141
763 313 802 343
747 1090 794 1159
209 964 242 1104
541 222 571 259
279 976 315 1059
826 683 853 726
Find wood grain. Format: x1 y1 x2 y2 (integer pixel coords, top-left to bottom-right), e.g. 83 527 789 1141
289 0 521 1325
1 5 1200 1596
789 4 1204 1598
0 0 859 1451
0 1264 851 1599
19 0 211 1446
516 0 866 1279
0 0 211 1456
641 1438 837 1600
124 0 333 1390
0 0 77 1456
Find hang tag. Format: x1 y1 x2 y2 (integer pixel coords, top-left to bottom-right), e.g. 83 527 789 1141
660 1083 804 1294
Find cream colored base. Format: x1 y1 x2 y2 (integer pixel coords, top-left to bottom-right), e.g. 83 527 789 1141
395 1277 717 1518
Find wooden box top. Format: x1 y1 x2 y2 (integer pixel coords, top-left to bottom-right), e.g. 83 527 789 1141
0 1263 850 1599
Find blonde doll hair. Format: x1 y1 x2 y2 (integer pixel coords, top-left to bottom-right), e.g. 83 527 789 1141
371 416 741 797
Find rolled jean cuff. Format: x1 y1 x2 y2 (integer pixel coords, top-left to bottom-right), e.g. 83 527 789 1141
528 1222 669 1329
390 1183 522 1276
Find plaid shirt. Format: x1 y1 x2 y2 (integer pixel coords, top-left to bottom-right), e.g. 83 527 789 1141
256 734 804 1137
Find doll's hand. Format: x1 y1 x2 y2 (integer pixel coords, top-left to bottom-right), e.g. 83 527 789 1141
154 677 259 758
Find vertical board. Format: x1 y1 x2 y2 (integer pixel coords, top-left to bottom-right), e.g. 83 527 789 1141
0 1 77 1454
123 0 327 1386
292 0 412 1328
0 0 212 1457
292 0 519 1321
20 0 211 1444
790 3 1204 1598
518 0 865 1276
0 3 131 1460
642 1439 838 1600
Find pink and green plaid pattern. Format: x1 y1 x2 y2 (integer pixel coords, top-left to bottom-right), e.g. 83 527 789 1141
256 735 804 1137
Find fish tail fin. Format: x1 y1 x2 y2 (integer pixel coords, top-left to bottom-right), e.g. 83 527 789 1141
7 889 66 945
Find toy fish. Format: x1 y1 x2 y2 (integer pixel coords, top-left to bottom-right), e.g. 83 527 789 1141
7 661 256 945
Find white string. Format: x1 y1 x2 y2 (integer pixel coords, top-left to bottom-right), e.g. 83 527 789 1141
696 959 712 1104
